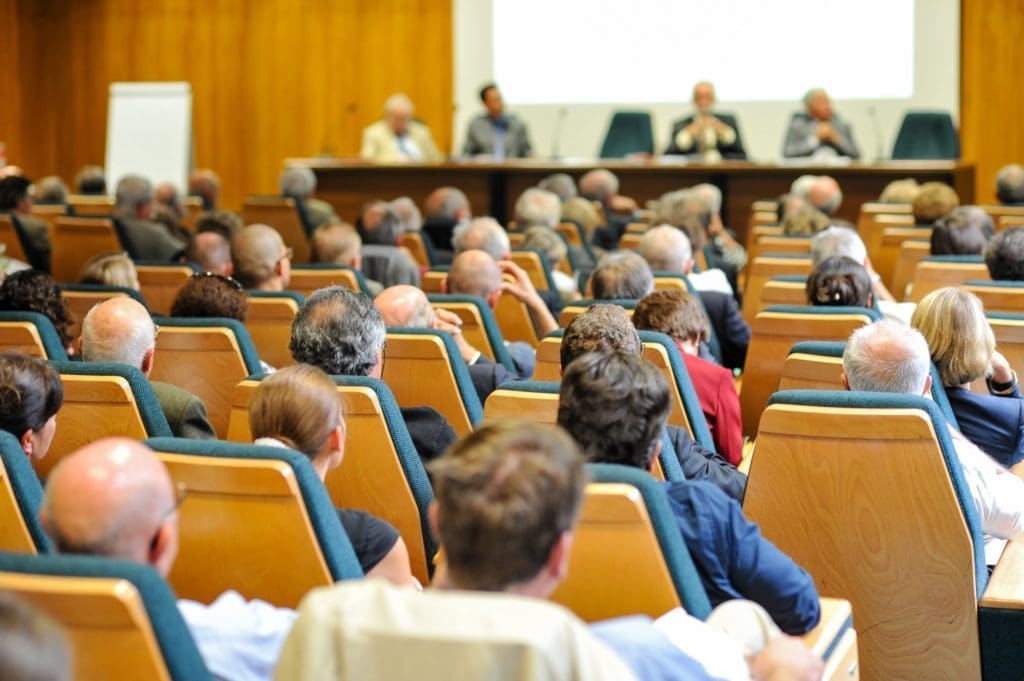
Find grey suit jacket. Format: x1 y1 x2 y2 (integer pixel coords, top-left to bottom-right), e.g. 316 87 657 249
151 380 217 440
118 217 186 261
782 113 860 159
462 115 532 158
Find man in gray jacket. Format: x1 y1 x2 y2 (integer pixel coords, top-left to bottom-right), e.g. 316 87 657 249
462 84 532 159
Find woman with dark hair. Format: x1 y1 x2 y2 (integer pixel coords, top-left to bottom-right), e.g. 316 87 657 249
170 272 249 321
0 351 63 462
0 270 75 355
805 256 873 308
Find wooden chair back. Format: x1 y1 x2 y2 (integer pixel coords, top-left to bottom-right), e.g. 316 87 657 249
50 217 123 283
874 227 931 291
68 194 115 216
744 224 782 250
0 214 28 262
0 321 53 358
181 196 203 231
494 291 541 347
420 270 446 294
0 438 41 554
136 264 195 316
289 266 366 297
891 240 931 300
508 250 552 291
745 398 981 680
397 232 431 269
856 201 912 237
997 215 1024 232
760 278 808 308
483 383 560 424
245 295 300 369
29 204 65 242
641 340 701 439
533 336 562 381
740 255 813 325
617 232 642 250
980 204 1024 226
429 299 498 362
860 211 915 267
989 314 1024 379
909 259 990 302
964 282 1024 314
241 196 310 264
777 352 845 392
555 221 585 248
747 235 812 265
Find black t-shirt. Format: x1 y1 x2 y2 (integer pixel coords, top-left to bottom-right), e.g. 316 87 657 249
336 508 400 573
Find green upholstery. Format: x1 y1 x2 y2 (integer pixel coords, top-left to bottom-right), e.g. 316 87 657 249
599 111 654 158
762 304 881 321
966 279 1024 289
638 331 716 452
427 293 516 373
0 550 212 680
0 311 68 360
143 437 363 581
247 289 306 306
570 298 637 311
59 283 149 309
587 463 712 619
151 316 263 375
133 259 202 272
0 431 50 552
921 254 984 265
291 263 372 295
891 111 959 160
50 361 173 437
417 230 440 267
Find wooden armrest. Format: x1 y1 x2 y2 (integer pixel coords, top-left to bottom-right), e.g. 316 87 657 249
800 597 852 658
981 539 1024 610
1010 460 1024 480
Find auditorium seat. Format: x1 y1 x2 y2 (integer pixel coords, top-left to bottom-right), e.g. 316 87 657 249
0 430 51 553
558 297 636 328
0 214 31 265
745 390 1024 680
135 261 200 316
145 437 363 608
760 275 808 308
67 194 115 217
427 294 516 371
28 203 65 242
509 248 557 292
638 330 716 450
979 204 1024 227
59 283 148 340
226 375 435 584
397 230 436 269
493 291 542 347
855 201 913 236
149 317 262 438
997 214 1024 232
241 196 311 264
740 254 812 325
50 217 125 283
420 268 447 294
908 255 989 302
744 224 782 250
0 551 212 681
987 313 1024 379
891 111 960 160
889 239 931 300
875 226 932 291
181 196 203 231
0 311 68 359
861 212 915 267
746 234 812 265
289 263 372 297
245 290 303 369
598 110 654 158
964 280 1024 314
483 380 561 423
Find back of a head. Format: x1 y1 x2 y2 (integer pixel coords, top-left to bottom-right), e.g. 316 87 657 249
280 166 316 200
114 175 153 215
654 190 710 249
578 169 617 201
361 203 402 246
912 182 960 225
81 296 154 367
557 352 670 470
930 206 994 256
34 176 69 206
790 175 818 199
188 169 221 210
250 363 342 460
781 205 830 236
806 176 842 216
633 289 709 344
520 226 566 267
537 173 577 203
390 197 423 233
311 223 361 265
996 163 1024 205
560 304 642 370
0 351 63 450
186 231 233 274
637 225 692 273
77 251 140 290
842 319 931 394
374 284 434 328
448 250 502 299
0 175 31 211
427 420 586 592
195 210 243 240
0 270 73 348
514 188 561 230
806 256 872 308
290 286 384 376
75 165 107 195
984 226 1024 281
910 287 993 387
879 178 920 204
171 272 249 321
231 224 285 289
452 217 510 260
589 251 653 300
691 183 722 216
425 187 470 221
560 197 601 239
0 593 71 681
810 226 866 268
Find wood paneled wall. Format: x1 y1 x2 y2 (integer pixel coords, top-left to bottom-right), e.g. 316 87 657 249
960 0 1024 203
5 0 453 212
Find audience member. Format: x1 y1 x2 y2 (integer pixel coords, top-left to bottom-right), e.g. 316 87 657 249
559 304 745 500
0 593 71 681
77 251 140 290
81 297 216 440
996 164 1024 206
843 319 1024 563
309 223 384 295
780 204 831 236
985 226 1024 281
806 175 842 216
154 182 186 223
390 196 423 232
171 272 249 321
513 188 561 231
520 226 579 302
113 175 186 261
691 183 748 273
188 169 221 211
250 363 413 583
361 93 442 163
589 251 653 300
0 351 62 462
912 182 959 226
74 165 106 195
185 231 234 276
0 270 74 355
231 224 292 291
356 202 420 288
558 352 820 633
451 217 510 261
665 81 747 161
462 83 532 159
289 286 457 463
0 175 51 271
579 168 635 248
930 206 994 256
40 438 296 680
783 88 859 159
806 256 873 308
911 288 1024 468
655 188 741 289
421 186 472 254
195 210 243 240
280 167 340 232
537 172 577 203
633 290 743 465
810 226 898 308
33 175 69 205
878 178 920 204
560 196 602 245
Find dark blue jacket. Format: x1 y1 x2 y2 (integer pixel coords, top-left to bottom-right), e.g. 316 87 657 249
946 384 1024 468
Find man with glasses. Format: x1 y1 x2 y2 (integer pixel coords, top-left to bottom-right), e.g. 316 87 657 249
40 437 296 681
231 224 293 292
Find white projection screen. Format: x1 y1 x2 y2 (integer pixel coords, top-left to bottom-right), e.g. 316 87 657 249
452 0 959 161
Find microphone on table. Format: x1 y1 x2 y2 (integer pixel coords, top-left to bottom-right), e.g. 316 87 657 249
867 105 884 163
550 107 569 160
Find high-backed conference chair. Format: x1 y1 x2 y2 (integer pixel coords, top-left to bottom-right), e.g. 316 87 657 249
136 261 200 316
598 111 654 158
891 111 960 160
741 254 813 325
50 217 125 283
907 256 989 303
245 290 304 369
427 294 516 372
289 264 372 297
0 311 68 359
241 196 312 264
964 280 1024 314
0 431 51 553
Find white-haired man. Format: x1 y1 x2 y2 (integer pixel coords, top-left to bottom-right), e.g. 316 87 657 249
360 94 442 163
783 88 859 160
665 81 747 161
842 319 1024 563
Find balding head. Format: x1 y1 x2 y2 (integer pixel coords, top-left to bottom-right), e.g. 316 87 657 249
188 169 220 210
81 297 156 374
637 225 693 274
41 438 179 576
185 231 233 276
590 252 654 300
807 176 842 216
424 187 471 223
153 182 183 220
231 224 290 290
311 223 361 266
451 217 510 260
447 250 503 303
997 164 1024 205
374 285 434 328
842 320 931 395
578 169 618 202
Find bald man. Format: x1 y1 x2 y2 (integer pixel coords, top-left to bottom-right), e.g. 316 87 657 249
231 224 292 291
40 438 296 680
80 297 216 440
375 285 512 399
806 176 843 216
185 231 233 276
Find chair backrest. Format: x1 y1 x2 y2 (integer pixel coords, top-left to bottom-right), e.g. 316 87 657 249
245 290 303 369
0 311 68 359
997 214 1024 232
890 239 931 300
397 231 435 268
427 294 516 372
638 330 715 450
740 305 878 438
745 223 782 250
0 431 49 553
964 280 1024 314
50 217 124 283
0 551 212 681
59 283 148 341
420 269 446 294
860 212 916 266
760 274 808 308
599 110 654 158
67 194 115 217
875 226 932 291
493 290 542 347
740 254 812 325
0 213 29 263
181 196 203 231
558 297 636 328
483 380 561 423
551 463 712 621
241 196 311 264
856 201 913 238
746 234 812 265
988 313 1024 380
135 261 200 316
744 390 985 680
908 255 990 302
46 361 172 479
149 317 262 438
226 376 435 584
381 328 483 436
891 111 960 160
509 249 557 292
144 437 363 608
979 204 1024 226
289 263 372 297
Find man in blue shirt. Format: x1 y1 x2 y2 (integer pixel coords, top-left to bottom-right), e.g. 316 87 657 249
557 352 822 635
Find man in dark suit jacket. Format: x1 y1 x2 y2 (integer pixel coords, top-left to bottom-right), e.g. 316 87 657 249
113 175 187 261
665 82 747 160
462 84 532 159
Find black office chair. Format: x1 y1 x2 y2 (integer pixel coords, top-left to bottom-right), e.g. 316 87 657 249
598 111 654 158
891 111 959 160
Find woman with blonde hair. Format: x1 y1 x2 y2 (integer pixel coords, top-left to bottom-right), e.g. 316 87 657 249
77 252 140 291
250 363 414 585
911 287 1024 467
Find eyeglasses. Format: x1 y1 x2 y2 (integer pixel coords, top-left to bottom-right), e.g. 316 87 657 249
153 323 160 339
191 271 244 291
150 481 187 552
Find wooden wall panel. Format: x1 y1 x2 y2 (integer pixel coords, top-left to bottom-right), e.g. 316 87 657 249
9 0 453 212
960 0 1024 203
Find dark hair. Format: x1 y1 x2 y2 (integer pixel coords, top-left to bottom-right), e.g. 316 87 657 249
0 271 73 348
632 289 709 344
359 202 402 246
75 165 106 195
985 227 1024 281
560 304 642 370
171 273 249 321
0 593 71 681
930 206 994 256
195 210 244 240
557 352 670 470
479 83 498 102
590 252 653 300
290 286 385 376
0 352 63 441
806 256 872 307
0 175 31 211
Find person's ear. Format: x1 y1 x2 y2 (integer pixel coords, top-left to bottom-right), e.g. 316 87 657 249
19 429 34 460
487 289 501 308
141 346 156 376
148 520 178 577
840 372 850 391
329 421 345 459
440 278 449 294
684 257 695 275
923 373 933 397
547 531 575 582
427 501 441 543
647 439 663 474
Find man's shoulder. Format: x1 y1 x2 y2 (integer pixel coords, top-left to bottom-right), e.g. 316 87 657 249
150 380 201 407
363 119 389 135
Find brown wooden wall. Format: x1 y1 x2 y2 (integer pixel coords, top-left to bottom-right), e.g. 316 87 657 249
3 0 453 211
960 0 1024 203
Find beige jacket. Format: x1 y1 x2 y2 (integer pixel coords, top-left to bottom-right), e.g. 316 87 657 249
360 119 443 162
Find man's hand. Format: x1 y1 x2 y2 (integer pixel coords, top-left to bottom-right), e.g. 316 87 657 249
817 122 839 144
431 309 478 364
497 260 537 300
749 636 824 681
